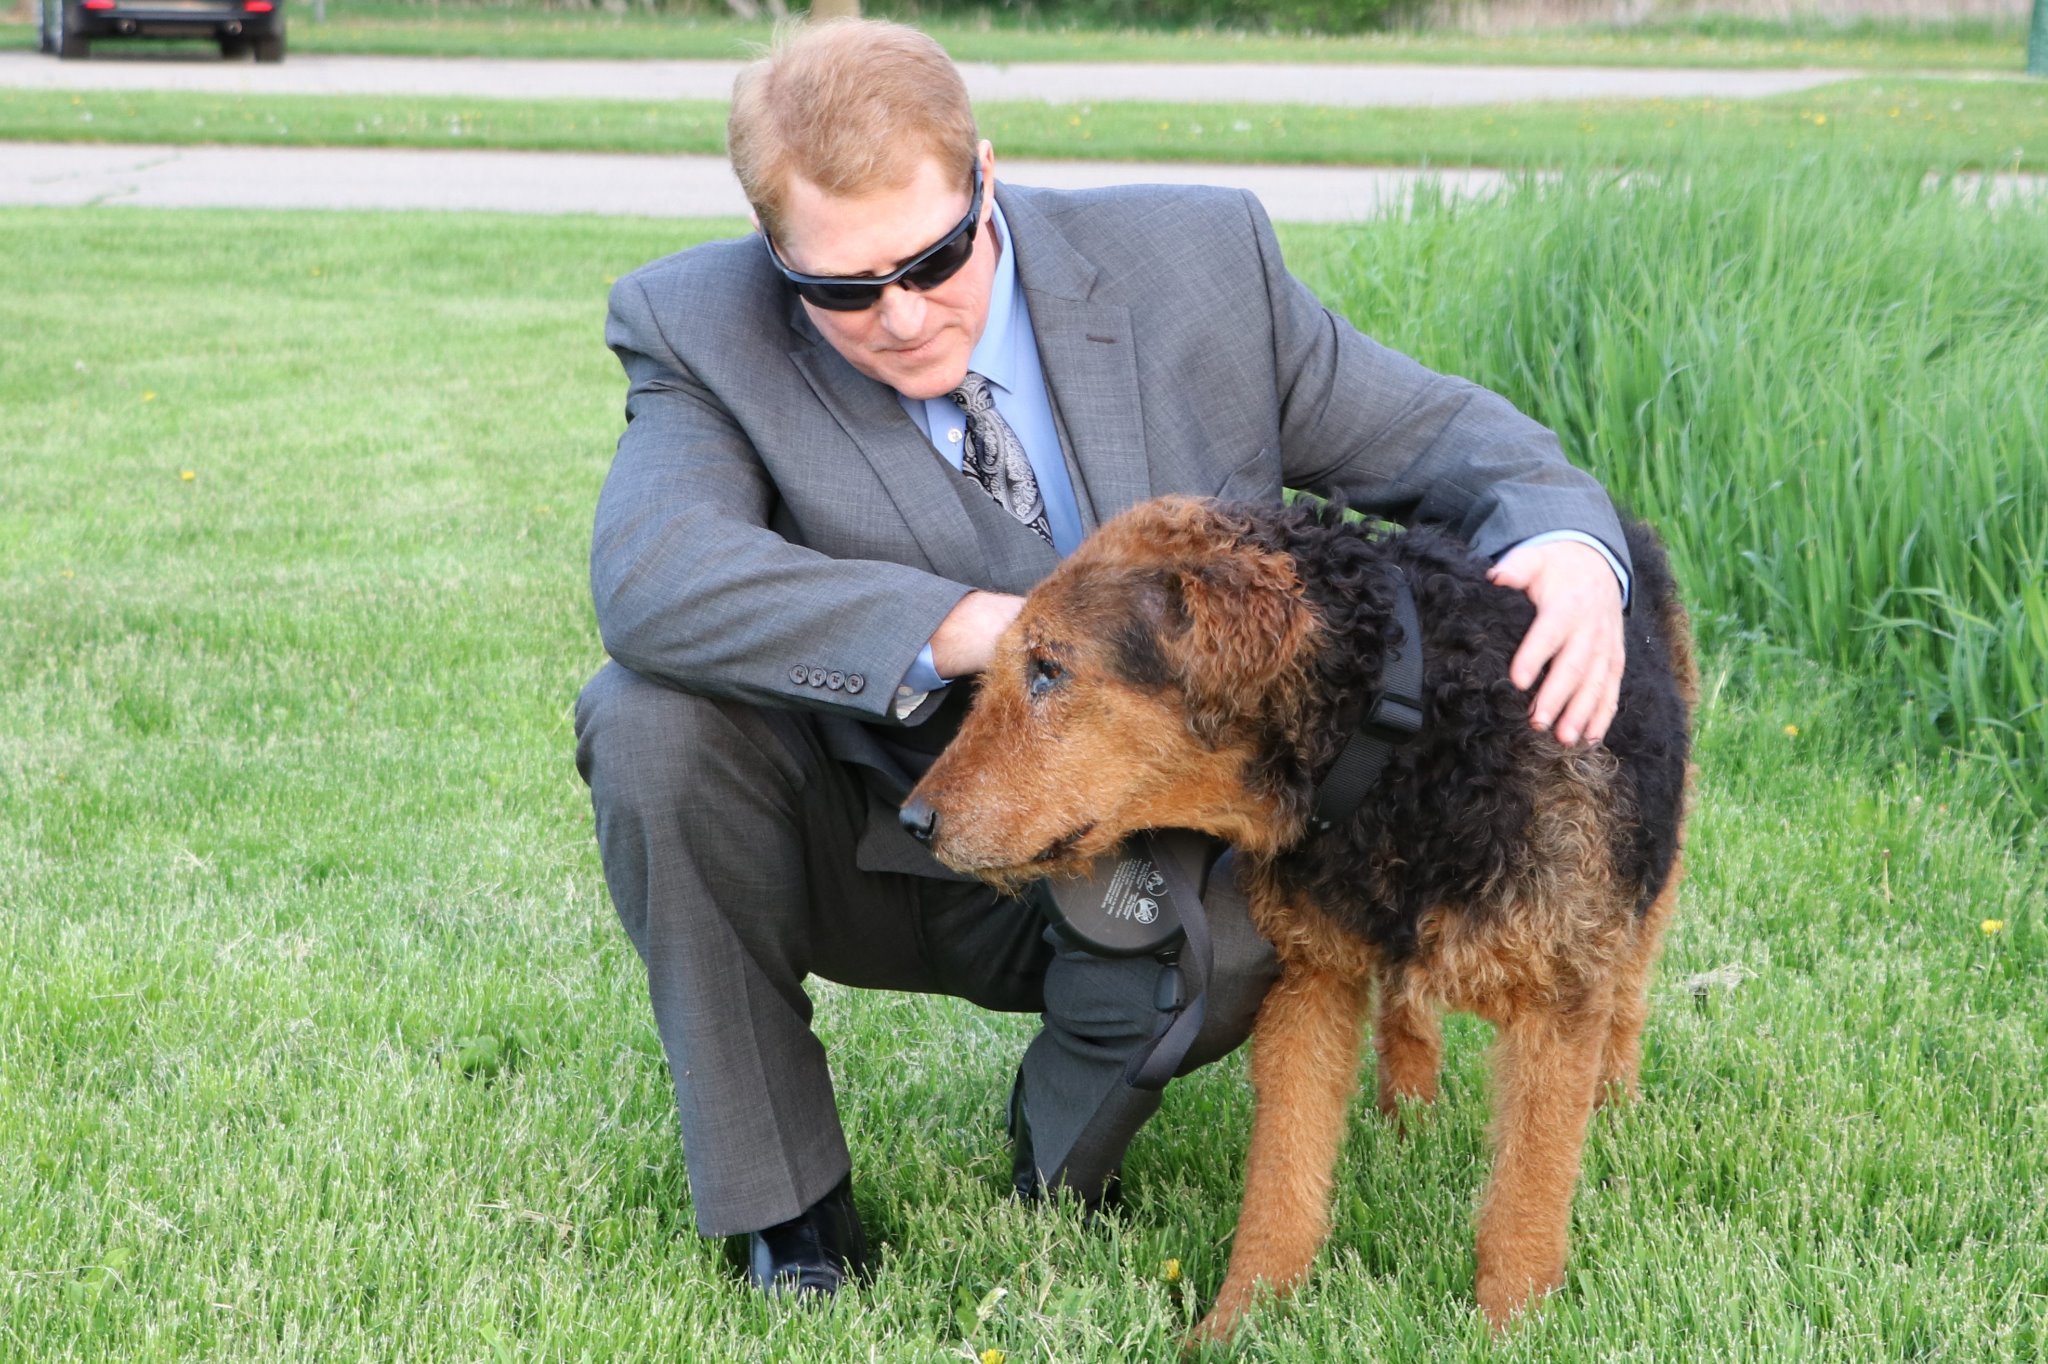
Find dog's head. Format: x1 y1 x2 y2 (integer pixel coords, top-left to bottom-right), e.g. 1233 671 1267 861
904 496 1319 889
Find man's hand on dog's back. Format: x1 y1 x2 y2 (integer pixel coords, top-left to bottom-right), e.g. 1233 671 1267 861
1488 539 1626 749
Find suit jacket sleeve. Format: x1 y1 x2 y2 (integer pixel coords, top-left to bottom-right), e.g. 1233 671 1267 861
590 272 973 721
1242 191 1631 578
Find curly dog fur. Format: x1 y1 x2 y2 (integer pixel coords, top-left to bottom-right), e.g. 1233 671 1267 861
907 495 1696 1343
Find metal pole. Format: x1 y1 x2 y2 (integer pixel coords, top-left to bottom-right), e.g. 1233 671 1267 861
2031 0 2047 78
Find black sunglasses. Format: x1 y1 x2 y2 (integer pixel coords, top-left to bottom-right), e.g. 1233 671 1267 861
763 164 984 312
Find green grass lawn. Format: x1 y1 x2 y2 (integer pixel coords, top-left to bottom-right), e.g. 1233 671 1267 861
4 77 2043 173
4 187 2046 1360
0 4 2033 69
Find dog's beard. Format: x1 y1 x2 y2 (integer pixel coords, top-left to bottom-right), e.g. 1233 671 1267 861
934 819 1112 896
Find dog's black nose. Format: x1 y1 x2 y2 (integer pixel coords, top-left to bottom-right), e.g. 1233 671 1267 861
899 795 940 845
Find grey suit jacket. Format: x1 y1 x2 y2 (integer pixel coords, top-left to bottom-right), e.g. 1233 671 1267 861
592 181 1628 874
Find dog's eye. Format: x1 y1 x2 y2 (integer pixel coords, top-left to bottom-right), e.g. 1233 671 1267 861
1028 657 1065 699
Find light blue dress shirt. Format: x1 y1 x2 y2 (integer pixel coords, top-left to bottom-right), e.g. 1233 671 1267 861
890 200 1628 707
895 202 1083 700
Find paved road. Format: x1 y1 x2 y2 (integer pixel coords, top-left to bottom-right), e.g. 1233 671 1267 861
0 141 1523 221
11 142 2033 221
0 50 1859 105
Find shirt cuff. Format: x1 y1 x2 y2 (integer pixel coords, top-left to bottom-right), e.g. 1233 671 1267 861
894 643 952 721
1506 530 1631 610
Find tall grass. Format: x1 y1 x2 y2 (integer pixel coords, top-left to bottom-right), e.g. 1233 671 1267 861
1302 158 2048 820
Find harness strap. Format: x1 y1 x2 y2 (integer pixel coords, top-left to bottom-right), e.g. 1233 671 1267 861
1122 829 1214 1092
1309 566 1425 833
1121 566 1425 1090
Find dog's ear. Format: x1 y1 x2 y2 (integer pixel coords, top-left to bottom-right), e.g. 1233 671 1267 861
1153 548 1312 747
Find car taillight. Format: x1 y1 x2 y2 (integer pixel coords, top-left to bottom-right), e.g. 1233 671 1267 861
244 1 274 9
82 1 115 9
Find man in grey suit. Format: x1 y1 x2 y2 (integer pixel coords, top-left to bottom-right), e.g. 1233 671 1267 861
575 19 1632 1297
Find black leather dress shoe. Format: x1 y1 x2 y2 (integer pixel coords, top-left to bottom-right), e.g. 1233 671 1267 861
1008 1067 1121 1213
744 1174 868 1298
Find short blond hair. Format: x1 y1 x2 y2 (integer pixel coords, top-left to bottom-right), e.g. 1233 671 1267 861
728 19 979 241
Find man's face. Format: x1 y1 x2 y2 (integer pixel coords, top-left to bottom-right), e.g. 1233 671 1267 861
771 143 999 402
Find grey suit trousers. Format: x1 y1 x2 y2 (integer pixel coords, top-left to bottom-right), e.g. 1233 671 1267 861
575 660 1278 1237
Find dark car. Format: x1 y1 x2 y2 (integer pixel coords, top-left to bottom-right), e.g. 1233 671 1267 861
39 0 286 61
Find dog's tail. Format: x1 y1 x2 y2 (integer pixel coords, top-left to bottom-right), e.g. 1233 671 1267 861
1622 519 1699 712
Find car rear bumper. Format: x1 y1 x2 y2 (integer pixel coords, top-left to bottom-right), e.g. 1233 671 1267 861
77 3 280 37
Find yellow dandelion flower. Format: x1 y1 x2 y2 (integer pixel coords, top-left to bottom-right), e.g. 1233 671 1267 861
142 391 157 402
180 470 196 482
981 1350 1005 1364
1163 1257 1182 1282
1981 919 2005 935
1782 724 1799 738
1814 114 1827 126
1069 115 1081 127
1157 121 1171 131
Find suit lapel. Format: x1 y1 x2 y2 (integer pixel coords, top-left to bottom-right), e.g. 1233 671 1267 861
787 332 988 587
1002 187 1152 532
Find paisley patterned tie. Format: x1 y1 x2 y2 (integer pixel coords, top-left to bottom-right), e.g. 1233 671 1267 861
949 371 1053 545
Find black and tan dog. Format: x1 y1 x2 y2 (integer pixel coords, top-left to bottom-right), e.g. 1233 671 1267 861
906 495 1695 1343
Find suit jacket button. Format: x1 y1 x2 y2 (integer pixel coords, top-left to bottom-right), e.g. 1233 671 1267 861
788 666 807 685
826 671 845 690
845 673 865 695
807 667 827 687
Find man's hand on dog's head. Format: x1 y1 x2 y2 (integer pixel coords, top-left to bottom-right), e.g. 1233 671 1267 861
1487 540 1625 749
930 590 1026 679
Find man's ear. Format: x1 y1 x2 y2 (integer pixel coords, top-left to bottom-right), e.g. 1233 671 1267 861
1159 550 1312 747
748 209 763 235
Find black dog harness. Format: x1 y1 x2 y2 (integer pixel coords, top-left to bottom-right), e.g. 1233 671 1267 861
1042 565 1427 1091
1307 566 1427 832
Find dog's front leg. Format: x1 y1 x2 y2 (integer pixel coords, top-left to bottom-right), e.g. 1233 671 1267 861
1190 961 1369 1346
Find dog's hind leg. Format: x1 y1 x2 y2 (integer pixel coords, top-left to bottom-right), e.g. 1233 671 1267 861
1599 852 1683 1105
1473 990 1610 1330
1191 961 1370 1346
1373 965 1441 1122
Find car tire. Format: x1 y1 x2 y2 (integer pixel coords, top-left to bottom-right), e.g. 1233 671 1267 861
56 1 91 59
252 27 284 62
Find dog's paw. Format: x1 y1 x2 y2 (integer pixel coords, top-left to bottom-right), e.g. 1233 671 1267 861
1182 1309 1238 1355
1183 1282 1261 1354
